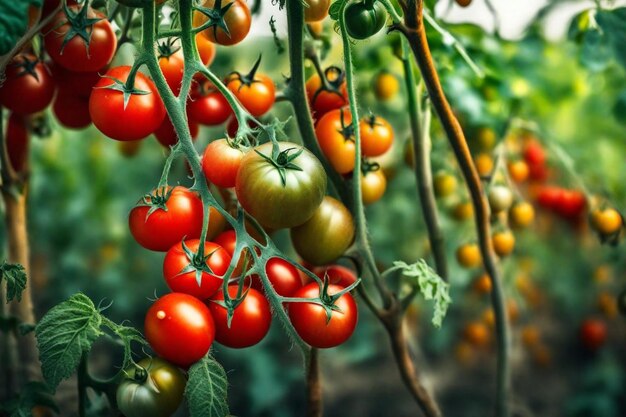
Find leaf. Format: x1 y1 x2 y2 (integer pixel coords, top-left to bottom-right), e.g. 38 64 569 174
0 261 27 303
0 381 58 417
101 317 148 371
0 0 43 56
395 260 452 328
328 0 347 21
185 355 230 417
35 293 103 391
596 7 626 70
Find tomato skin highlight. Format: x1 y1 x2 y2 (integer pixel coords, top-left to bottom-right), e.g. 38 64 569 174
289 283 358 348
53 93 91 129
194 0 251 46
90 66 166 141
251 257 303 297
145 293 215 368
163 240 232 300
0 55 55 115
202 139 245 188
208 286 272 348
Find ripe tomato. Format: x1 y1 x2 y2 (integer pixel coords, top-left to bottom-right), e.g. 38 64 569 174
52 93 91 129
0 55 55 115
536 186 562 210
5 113 29 173
492 230 515 257
116 358 186 417
507 160 529 183
49 62 104 98
361 169 387 205
591 208 623 235
474 153 494 177
225 69 275 117
188 84 233 126
315 265 358 288
433 172 457 198
374 71 399 101
159 50 185 96
305 67 348 118
509 201 535 229
251 258 303 297
472 273 492 294
212 229 250 276
90 66 166 141
128 186 204 252
208 286 272 348
579 318 607 351
488 185 514 213
555 190 586 220
523 140 546 166
194 0 251 46
235 142 327 229
315 108 355 174
359 115 393 157
154 114 199 148
44 6 116 72
455 0 472 7
202 139 245 188
463 322 490 347
456 243 481 268
145 293 215 367
288 283 358 348
290 196 355 266
344 0 387 40
195 33 216 68
163 240 231 299
304 0 331 22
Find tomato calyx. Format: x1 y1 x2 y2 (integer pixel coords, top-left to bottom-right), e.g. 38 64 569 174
254 142 304 186
95 75 151 110
227 54 263 88
335 107 355 141
360 159 380 175
178 239 221 286
138 187 174 218
194 0 236 40
311 66 346 103
131 363 149 384
313 276 361 323
157 38 181 59
8 55 41 81
210 283 249 327
53 3 103 55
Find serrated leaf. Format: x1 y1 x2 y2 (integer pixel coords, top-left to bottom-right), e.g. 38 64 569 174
0 261 27 303
1 381 58 417
395 260 451 328
185 355 230 417
35 293 103 390
0 0 43 56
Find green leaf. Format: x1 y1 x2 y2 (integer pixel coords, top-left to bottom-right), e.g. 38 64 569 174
102 317 148 371
596 7 626 70
0 0 43 56
328 0 347 21
185 355 230 417
0 261 27 303
395 260 452 328
35 293 103 391
0 381 58 417
613 90 626 125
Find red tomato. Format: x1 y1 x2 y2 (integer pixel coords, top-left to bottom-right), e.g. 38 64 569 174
53 93 91 129
359 115 394 157
188 85 233 126
315 265 357 288
579 318 607 351
225 72 275 117
213 230 237 256
128 186 204 252
49 62 105 98
208 286 272 348
251 258 303 297
194 0 251 46
163 240 231 299
5 113 29 173
305 67 348 119
159 50 185 96
555 190 586 220
0 55 55 115
89 66 166 141
523 141 546 166
145 293 215 367
44 6 116 72
315 108 355 174
536 186 562 210
154 114 199 148
288 283 358 348
202 139 245 188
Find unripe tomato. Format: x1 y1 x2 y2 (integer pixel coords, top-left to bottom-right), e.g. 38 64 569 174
433 172 457 198
194 0 251 46
361 170 387 205
507 160 530 183
373 71 399 101
521 325 540 348
476 127 496 150
451 201 473 221
456 243 481 268
492 230 515 257
304 0 331 22
488 185 514 213
579 318 607 351
344 0 387 40
590 208 622 235
597 292 618 319
509 201 535 229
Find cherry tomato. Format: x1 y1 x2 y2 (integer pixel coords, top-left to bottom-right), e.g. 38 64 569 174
212 229 250 276
579 318 607 351
225 71 275 117
154 114 199 148
315 108 355 174
507 160 529 183
195 33 216 69
194 0 251 46
202 139 245 188
488 185 514 213
145 293 215 367
492 230 515 257
344 0 387 40
463 322 490 347
52 93 91 129
188 84 233 126
509 201 535 229
455 0 472 7
304 0 331 22
433 172 457 198
361 169 387 205
359 115 394 157
49 62 104 98
374 71 399 101
523 140 546 166
0 55 55 115
456 243 481 268
251 258 303 297
159 50 185 96
5 113 29 173
208 286 272 348
536 186 562 210
288 283 358 348
555 190 586 220
591 208 623 235
474 153 494 177
315 265 358 288
305 67 348 118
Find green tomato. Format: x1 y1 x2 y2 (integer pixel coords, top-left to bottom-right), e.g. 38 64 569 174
235 142 327 229
116 358 186 417
290 196 355 265
344 0 387 40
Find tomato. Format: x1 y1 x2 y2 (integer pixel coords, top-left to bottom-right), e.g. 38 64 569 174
188 84 233 126
464 322 490 347
304 0 331 22
208 286 272 348
159 50 185 96
5 113 29 173
0 55 55 115
251 258 302 297
472 273 492 295
456 243 481 268
359 115 394 157
305 67 348 118
52 93 91 129
536 186 562 210
44 6 116 72
288 283 358 348
474 153 494 177
492 230 515 257
488 185 514 213
433 172 457 198
579 318 607 351
235 141 327 229
118 140 143 158
154 114 199 148
452 201 473 221
290 196 355 266
90 66 166 141
455 0 472 7
315 108 355 174
163 240 231 299
194 0 251 46
507 160 529 183
374 71 399 101
509 201 535 229
344 0 387 40
212 229 250 276
116 358 186 417
195 33 216 69
554 190 586 220
476 127 496 150
225 63 275 117
521 326 541 348
201 139 245 188
315 265 358 288
523 140 546 166
128 186 204 252
145 293 215 367
49 62 104 98
591 208 623 235
361 169 387 205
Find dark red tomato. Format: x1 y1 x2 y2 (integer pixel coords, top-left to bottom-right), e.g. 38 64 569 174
315 108 355 174
128 186 204 252
159 50 185 96
555 190 586 220
154 114 199 148
225 73 275 117
579 318 607 351
89 66 166 141
315 265 357 288
0 55 55 115
188 85 233 126
523 141 546 166
536 186 562 210
193 0 251 46
44 6 116 72
163 240 231 299
5 113 29 173
288 283 358 348
53 93 91 129
305 68 348 119
202 139 245 188
528 163 549 182
145 293 215 367
49 62 105 98
208 286 272 348
251 258 303 297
